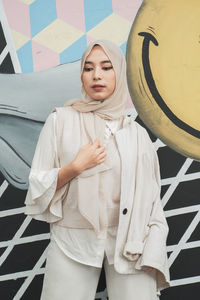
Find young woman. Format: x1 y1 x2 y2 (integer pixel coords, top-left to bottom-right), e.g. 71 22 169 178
25 40 170 300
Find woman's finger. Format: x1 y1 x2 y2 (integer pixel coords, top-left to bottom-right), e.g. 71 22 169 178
96 146 105 154
98 157 106 164
98 152 106 159
93 138 100 147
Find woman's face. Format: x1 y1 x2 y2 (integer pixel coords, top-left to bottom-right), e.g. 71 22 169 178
81 45 116 100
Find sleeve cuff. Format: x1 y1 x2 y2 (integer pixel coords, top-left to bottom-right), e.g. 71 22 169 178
123 241 145 261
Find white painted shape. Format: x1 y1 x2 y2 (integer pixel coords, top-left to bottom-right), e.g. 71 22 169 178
0 233 50 248
13 247 48 300
162 158 193 208
0 268 45 281
162 172 200 186
171 275 200 287
167 240 200 252
0 180 8 197
168 209 200 267
0 45 8 64
0 0 21 73
165 204 200 217
0 207 24 218
0 216 32 266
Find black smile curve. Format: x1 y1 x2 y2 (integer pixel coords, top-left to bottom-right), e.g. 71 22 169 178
138 31 200 139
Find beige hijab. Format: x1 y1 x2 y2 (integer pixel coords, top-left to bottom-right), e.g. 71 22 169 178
65 39 127 119
64 40 128 238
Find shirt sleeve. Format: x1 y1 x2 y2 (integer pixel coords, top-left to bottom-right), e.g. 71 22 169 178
122 125 170 292
134 137 170 292
24 112 68 223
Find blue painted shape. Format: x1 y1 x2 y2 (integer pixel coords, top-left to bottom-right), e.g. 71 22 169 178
60 35 87 64
120 42 127 57
84 0 113 32
30 0 57 38
17 41 33 73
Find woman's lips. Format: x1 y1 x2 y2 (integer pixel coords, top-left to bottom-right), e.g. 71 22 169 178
92 84 105 92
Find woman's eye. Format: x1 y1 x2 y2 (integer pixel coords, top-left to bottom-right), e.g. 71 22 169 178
102 66 113 71
84 67 93 71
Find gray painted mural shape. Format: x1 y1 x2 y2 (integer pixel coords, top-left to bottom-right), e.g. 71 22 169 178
0 61 82 190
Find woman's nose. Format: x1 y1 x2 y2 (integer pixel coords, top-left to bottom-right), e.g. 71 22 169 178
93 67 102 80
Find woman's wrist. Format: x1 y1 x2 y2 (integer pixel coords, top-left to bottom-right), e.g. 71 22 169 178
57 160 83 190
71 160 84 175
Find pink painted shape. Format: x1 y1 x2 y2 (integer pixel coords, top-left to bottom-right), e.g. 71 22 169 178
112 0 142 22
56 0 85 32
2 0 31 38
32 40 60 72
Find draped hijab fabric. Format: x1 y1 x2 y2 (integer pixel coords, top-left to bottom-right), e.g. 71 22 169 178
64 40 128 238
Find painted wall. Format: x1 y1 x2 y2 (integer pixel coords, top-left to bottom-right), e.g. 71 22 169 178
0 0 200 299
2 0 141 73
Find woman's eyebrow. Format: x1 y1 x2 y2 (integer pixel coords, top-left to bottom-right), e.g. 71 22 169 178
101 60 112 64
84 60 112 65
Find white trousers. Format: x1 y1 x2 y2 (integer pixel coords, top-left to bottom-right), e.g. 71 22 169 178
41 239 158 300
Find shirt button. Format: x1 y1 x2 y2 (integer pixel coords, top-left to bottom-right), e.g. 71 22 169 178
123 208 128 215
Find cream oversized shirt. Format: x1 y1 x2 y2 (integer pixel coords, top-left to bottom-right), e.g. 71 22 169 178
52 117 121 267
26 113 122 267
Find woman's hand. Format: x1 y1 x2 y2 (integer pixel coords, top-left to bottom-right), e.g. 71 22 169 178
145 267 154 273
56 139 106 190
72 139 106 173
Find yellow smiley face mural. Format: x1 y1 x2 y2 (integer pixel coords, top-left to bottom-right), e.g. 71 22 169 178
126 0 200 161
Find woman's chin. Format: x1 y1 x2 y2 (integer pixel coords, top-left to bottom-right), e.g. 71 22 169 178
93 98 106 101
90 92 112 101
90 94 106 101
